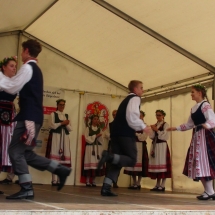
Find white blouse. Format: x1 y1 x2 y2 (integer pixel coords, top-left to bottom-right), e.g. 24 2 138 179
0 60 35 94
49 111 72 132
85 126 103 144
177 101 215 131
149 121 170 141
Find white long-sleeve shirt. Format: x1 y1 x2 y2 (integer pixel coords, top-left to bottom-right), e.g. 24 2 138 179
49 111 72 132
149 121 169 141
0 60 35 94
126 93 146 131
84 126 103 144
177 101 215 131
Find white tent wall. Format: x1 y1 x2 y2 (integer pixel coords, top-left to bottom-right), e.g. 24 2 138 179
0 35 18 61
22 36 127 96
142 87 213 193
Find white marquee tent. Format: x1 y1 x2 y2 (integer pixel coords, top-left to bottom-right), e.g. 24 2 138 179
0 0 215 193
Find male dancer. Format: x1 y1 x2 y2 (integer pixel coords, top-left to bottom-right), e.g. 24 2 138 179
98 80 150 196
0 39 71 199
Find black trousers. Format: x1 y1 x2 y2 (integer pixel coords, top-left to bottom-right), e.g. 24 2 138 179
8 121 55 181
106 136 137 183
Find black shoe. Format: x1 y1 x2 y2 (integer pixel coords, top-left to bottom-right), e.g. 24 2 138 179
97 150 114 170
6 182 34 200
51 181 58 186
54 165 71 191
150 186 159 191
157 186 165 192
101 183 118 196
128 185 141 190
197 191 208 198
128 185 138 190
197 192 215 200
0 178 12 184
86 183 92 187
14 180 19 184
91 183 97 187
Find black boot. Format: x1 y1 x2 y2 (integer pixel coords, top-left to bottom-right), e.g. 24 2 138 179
0 178 12 184
97 150 114 170
54 165 71 191
6 182 34 199
101 183 118 196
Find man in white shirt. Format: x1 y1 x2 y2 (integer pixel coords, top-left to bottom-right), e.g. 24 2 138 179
98 80 150 196
0 39 71 199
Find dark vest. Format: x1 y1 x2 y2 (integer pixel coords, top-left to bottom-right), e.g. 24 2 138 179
89 126 101 136
191 101 207 131
155 122 167 143
50 112 69 135
86 126 102 145
14 62 43 125
0 91 16 102
111 94 139 138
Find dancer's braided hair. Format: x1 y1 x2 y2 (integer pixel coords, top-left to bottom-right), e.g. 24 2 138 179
192 84 209 103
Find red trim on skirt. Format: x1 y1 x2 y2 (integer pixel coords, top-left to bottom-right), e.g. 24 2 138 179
183 129 215 181
148 144 172 179
45 132 71 167
124 141 149 177
80 135 105 183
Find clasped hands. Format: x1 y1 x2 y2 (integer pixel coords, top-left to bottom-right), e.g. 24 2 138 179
142 124 159 134
61 120 70 126
96 133 102 138
150 124 158 132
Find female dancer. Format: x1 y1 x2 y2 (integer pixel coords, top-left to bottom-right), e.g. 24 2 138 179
0 56 17 186
83 115 105 187
45 99 72 186
148 110 171 191
168 84 215 200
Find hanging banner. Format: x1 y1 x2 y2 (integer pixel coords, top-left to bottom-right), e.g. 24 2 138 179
35 86 65 155
84 101 109 131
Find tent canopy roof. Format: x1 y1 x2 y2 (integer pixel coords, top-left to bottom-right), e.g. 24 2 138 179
1 0 214 93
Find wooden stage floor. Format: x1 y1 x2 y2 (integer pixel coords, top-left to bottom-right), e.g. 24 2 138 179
0 184 214 214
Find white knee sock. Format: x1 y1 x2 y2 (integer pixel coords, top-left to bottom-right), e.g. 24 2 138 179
161 178 166 187
7 173 15 180
156 178 161 187
204 180 214 195
132 176 137 185
86 176 90 183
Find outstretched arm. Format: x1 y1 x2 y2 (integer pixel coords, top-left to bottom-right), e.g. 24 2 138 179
167 115 194 131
